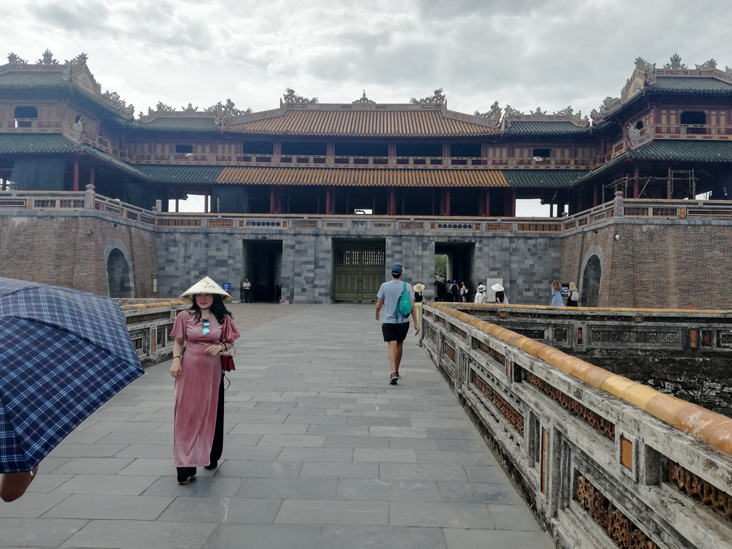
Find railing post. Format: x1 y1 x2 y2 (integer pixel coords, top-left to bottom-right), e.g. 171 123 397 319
614 190 624 217
85 184 95 209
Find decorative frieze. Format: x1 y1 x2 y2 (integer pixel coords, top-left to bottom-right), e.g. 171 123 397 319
591 329 678 345
527 373 615 440
472 337 506 366
575 474 659 549
668 461 732 523
473 372 524 434
450 324 467 339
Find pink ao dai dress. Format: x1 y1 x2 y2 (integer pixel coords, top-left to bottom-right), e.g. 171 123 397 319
170 310 240 468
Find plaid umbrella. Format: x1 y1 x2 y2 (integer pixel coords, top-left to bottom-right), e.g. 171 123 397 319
0 277 144 473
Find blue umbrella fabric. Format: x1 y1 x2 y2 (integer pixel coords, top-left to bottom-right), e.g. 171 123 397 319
0 277 144 473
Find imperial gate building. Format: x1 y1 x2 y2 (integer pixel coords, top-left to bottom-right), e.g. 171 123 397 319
2 51 732 307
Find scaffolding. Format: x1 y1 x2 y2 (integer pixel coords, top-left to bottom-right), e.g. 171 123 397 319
602 169 697 200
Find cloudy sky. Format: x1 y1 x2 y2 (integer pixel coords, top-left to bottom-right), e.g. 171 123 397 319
4 0 730 118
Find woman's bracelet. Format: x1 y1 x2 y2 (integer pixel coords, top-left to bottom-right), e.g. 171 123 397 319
220 343 227 352
173 356 182 360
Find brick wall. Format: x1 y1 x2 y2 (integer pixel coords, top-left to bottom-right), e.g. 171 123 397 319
560 220 732 309
0 212 158 297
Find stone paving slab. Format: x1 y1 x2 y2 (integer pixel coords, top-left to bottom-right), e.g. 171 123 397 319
0 303 554 548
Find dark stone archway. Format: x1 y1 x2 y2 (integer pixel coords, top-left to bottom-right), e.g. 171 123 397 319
582 255 601 307
107 248 133 298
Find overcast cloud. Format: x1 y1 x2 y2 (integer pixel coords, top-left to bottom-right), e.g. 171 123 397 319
4 0 730 118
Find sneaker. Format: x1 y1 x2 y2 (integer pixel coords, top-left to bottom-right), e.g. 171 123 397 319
390 373 398 385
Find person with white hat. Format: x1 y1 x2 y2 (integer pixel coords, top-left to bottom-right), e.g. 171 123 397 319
413 283 425 326
491 283 508 304
475 284 487 303
169 276 240 484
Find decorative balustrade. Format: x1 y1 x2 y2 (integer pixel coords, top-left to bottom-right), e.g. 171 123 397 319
5 189 732 238
421 302 732 549
119 299 187 366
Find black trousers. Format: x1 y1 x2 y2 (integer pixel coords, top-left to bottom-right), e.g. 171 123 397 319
209 371 225 464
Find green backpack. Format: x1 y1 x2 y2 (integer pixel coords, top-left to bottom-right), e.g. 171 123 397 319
397 282 413 318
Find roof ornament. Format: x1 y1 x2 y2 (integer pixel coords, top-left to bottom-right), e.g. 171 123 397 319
7 52 27 64
664 53 686 70
64 53 88 67
205 98 250 126
352 90 375 105
473 101 502 126
627 123 642 150
409 88 446 105
181 103 199 113
634 57 655 74
36 49 58 65
282 88 318 106
101 89 134 118
591 96 621 124
695 59 718 70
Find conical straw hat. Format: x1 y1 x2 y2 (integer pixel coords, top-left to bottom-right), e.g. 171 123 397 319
491 283 504 292
180 276 231 302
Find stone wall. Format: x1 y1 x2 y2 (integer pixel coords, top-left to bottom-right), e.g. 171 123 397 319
155 228 563 305
0 210 158 297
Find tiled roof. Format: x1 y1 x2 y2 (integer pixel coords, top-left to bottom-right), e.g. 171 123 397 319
649 77 732 93
226 109 499 137
134 117 219 132
626 140 732 162
81 146 148 179
502 170 590 188
135 165 225 184
0 71 67 87
0 133 79 153
217 167 508 187
570 140 732 186
504 121 590 135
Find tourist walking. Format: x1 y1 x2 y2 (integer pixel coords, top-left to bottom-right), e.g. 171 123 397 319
169 276 240 484
460 281 468 302
375 264 420 385
474 283 487 303
550 280 565 307
450 280 460 302
241 278 252 303
492 283 508 304
413 283 425 326
567 282 580 307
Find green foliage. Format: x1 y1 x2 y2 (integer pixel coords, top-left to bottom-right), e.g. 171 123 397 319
435 254 447 280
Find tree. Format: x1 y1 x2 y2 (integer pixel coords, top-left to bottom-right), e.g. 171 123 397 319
435 255 447 280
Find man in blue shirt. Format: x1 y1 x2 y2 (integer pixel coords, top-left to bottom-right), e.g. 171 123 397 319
375 264 420 385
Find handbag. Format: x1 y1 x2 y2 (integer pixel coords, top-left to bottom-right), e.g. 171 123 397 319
220 344 236 372
220 354 235 372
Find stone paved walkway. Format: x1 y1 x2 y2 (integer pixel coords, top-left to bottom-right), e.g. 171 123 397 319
1 304 554 548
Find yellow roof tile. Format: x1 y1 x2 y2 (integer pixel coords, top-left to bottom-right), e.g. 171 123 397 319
216 167 508 188
226 108 499 137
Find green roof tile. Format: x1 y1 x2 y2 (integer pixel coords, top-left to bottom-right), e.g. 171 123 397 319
627 140 732 161
135 165 224 184
0 133 79 153
0 71 67 87
503 170 589 188
504 121 590 135
649 77 732 93
134 117 219 132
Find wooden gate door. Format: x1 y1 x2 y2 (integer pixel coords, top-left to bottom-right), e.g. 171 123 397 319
334 242 385 302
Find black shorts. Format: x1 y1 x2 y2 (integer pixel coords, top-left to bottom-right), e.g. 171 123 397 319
382 322 410 342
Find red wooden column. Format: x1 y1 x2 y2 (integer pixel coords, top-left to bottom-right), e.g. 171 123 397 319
444 188 451 216
483 189 491 217
269 187 276 214
388 143 397 166
634 164 640 198
442 143 450 165
593 184 599 206
325 188 332 215
388 188 395 215
73 158 79 191
505 189 515 217
89 166 95 188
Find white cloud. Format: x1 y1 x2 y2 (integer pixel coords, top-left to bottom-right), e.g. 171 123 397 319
2 0 730 116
